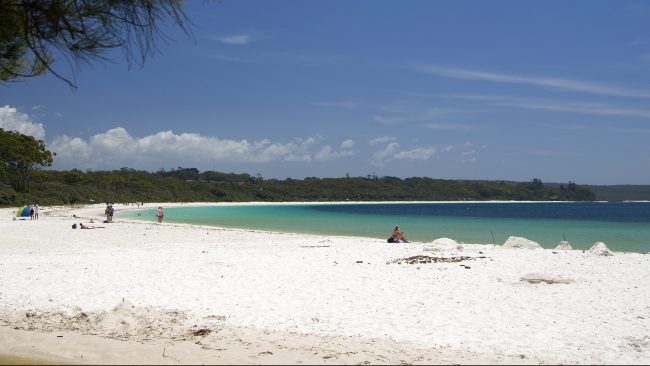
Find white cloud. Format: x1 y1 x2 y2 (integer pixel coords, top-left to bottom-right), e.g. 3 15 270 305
461 149 477 163
418 65 650 99
371 142 401 166
314 145 356 161
394 147 436 160
452 94 650 119
496 100 650 119
0 105 46 140
49 136 91 162
424 123 470 130
371 142 436 167
340 139 355 149
369 136 395 146
49 127 354 170
214 34 253 45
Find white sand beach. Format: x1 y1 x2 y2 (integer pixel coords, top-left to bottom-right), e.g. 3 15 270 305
1 203 649 364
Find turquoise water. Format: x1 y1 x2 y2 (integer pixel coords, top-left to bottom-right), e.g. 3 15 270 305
123 202 650 253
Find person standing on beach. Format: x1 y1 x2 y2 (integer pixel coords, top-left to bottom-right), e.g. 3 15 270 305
157 206 164 223
29 205 34 220
108 205 114 223
34 204 39 220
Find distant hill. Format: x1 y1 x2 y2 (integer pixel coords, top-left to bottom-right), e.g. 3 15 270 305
588 185 650 201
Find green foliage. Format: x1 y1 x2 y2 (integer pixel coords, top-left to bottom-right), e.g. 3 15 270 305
0 182 16 205
0 0 190 88
0 128 54 192
0 1 46 81
0 166 597 207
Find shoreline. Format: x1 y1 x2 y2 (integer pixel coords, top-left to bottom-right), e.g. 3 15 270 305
1 203 649 364
115 201 650 254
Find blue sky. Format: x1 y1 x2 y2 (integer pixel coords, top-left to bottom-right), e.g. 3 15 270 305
2 0 650 184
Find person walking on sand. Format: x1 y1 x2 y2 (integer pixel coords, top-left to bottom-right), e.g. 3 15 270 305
157 206 164 223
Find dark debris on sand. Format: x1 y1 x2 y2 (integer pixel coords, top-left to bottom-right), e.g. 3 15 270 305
386 255 487 265
192 328 212 336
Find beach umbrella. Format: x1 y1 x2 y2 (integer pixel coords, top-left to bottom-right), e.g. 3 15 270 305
16 205 31 217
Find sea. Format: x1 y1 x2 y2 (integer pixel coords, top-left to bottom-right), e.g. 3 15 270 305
123 202 650 253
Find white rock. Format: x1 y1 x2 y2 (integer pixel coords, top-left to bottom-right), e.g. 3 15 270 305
555 241 573 250
423 237 460 252
502 236 542 250
520 273 574 284
589 242 614 256
432 237 458 247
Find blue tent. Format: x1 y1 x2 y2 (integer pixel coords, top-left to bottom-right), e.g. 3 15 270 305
16 205 31 217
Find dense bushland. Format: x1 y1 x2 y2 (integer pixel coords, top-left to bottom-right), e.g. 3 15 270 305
1 167 596 206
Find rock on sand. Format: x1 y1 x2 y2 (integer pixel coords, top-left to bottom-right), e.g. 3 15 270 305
502 236 542 250
589 242 614 256
423 237 462 252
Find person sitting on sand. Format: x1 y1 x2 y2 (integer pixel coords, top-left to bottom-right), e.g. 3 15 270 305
388 226 408 243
